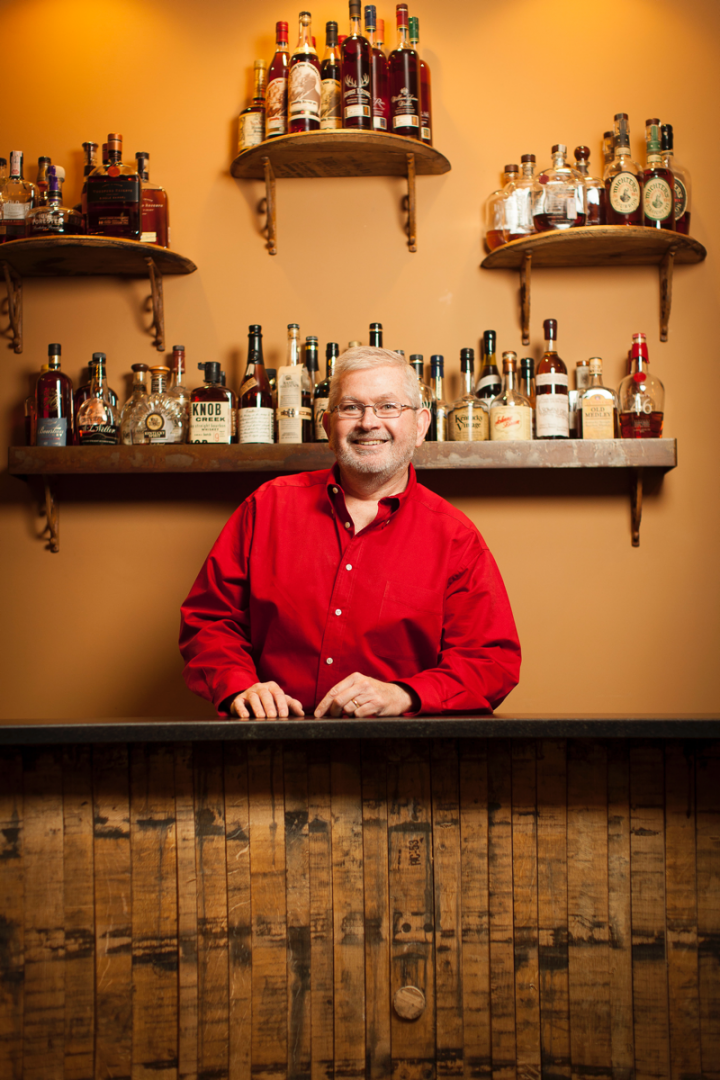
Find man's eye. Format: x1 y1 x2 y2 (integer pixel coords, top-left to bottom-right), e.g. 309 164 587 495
378 403 399 413
344 404 362 415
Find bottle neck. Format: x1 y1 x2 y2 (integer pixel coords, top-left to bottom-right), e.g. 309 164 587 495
133 372 149 392
504 367 516 392
287 332 301 365
248 334 264 364
108 148 122 164
575 159 588 176
151 371 168 394
463 366 473 395
521 162 534 178
544 335 557 353
366 25 376 45
433 374 443 399
483 349 498 372
349 14 361 37
397 23 409 48
171 352 186 382
9 152 23 180
91 366 108 397
326 356 336 379
296 19 315 53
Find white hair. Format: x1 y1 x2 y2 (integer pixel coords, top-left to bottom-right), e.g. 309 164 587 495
328 347 421 411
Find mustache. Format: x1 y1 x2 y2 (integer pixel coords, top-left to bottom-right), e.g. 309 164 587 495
347 434 392 444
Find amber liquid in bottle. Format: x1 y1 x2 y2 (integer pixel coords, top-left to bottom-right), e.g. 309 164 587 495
535 318 569 439
266 22 290 137
289 13 321 133
388 4 420 138
341 1 372 129
36 346 74 446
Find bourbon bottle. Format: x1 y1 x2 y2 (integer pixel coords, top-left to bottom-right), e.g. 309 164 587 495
76 354 120 445
574 146 606 225
342 0 372 129
604 114 643 226
369 322 383 347
489 352 533 442
449 348 488 441
618 333 665 438
535 319 569 439
475 330 502 401
320 21 342 130
430 355 449 441
388 4 420 138
289 12 321 133
266 22 290 138
238 60 267 152
533 145 586 231
189 362 233 444
277 324 314 443
135 152 170 246
36 344 75 447
365 5 389 132
661 124 691 235
238 325 274 444
408 16 431 145
314 342 339 441
580 358 619 439
642 119 674 230
86 133 141 240
485 164 520 250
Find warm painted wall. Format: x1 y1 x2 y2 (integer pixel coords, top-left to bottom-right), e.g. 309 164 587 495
2 0 718 719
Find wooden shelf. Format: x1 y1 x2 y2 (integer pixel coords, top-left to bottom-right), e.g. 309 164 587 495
480 226 707 345
230 130 451 254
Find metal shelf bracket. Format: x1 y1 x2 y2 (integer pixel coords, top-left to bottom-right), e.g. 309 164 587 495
41 476 60 553
630 467 643 547
260 157 278 255
2 261 23 354
145 257 165 351
404 153 417 252
659 246 677 343
520 251 532 346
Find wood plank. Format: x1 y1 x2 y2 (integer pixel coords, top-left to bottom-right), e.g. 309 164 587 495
536 739 570 1080
664 742 701 1080
606 743 634 1080
0 234 196 276
308 744 334 1080
696 740 720 1076
362 740 391 1080
566 740 611 1080
62 746 95 1080
331 742 366 1080
23 748 65 1080
93 744 133 1080
224 743 252 1080
629 742 669 1080
285 746 312 1080
487 739 516 1080
511 741 540 1080
194 742 230 1080
458 739 491 1080
130 744 179 1080
174 744 198 1080
0 750 24 1080
248 742 288 1080
431 739 463 1078
480 226 706 270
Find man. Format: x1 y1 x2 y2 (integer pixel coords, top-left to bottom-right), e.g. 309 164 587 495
179 347 520 718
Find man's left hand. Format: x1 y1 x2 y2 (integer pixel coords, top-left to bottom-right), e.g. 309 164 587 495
314 673 416 718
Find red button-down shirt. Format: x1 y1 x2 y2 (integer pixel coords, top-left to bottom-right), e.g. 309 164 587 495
179 465 521 715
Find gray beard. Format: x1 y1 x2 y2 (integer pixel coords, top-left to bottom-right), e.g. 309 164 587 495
331 435 416 483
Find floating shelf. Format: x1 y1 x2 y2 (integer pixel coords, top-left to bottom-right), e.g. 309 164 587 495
0 236 197 354
480 226 707 345
230 130 451 254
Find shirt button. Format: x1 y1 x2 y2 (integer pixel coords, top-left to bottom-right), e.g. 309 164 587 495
326 657 333 665
335 609 342 616
344 522 351 529
346 564 352 571
332 486 338 493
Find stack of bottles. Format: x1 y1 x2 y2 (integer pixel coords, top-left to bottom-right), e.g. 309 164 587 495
0 136 170 246
238 3 432 152
484 114 691 251
24 322 665 448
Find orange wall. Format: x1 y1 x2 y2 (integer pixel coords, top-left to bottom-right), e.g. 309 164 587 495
2 0 719 719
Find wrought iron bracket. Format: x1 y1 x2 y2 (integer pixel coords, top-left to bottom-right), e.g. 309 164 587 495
404 153 417 252
630 467 643 548
145 257 165 351
659 246 678 343
520 250 532 346
259 157 278 255
2 261 23 353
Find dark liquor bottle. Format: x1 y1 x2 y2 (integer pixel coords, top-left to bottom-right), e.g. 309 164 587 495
74 359 119 423
642 119 674 230
661 124 691 235
189 362 233 444
238 325 274 444
342 0 372 129
314 342 339 441
217 371 237 442
289 12 321 133
320 21 342 130
533 145 586 232
76 353 120 445
519 356 536 435
26 167 83 236
618 333 665 439
135 153 170 247
475 330 502 400
604 113 643 226
369 322 383 347
86 133 141 240
535 319 569 439
602 131 614 170
365 5 389 132
408 17 432 145
489 352 533 442
410 354 436 439
0 158 7 184
36 344 75 446
238 60 267 152
574 146 606 225
305 336 320 386
388 3 420 138
375 19 386 52
277 324 314 443
36 156 52 205
78 141 99 226
0 151 37 242
430 355 449 441
267 22 290 138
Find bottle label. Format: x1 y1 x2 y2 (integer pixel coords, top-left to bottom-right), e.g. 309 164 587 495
673 176 687 220
3 202 29 220
609 172 641 214
575 367 591 391
643 177 673 221
277 365 304 406
373 116 388 130
289 61 321 121
393 112 419 129
343 71 371 115
266 76 288 134
536 372 569 388
344 103 371 119
582 397 615 439
239 407 274 444
320 78 342 127
478 373 501 393
278 406 312 443
141 230 158 243
79 424 118 445
239 112 265 151
87 176 141 207
535 395 569 438
421 126 431 142
36 417 68 447
503 193 519 234
545 187 577 220
448 405 488 442
391 86 419 121
314 396 329 440
489 406 532 441
140 412 184 443
189 400 232 443
239 375 258 397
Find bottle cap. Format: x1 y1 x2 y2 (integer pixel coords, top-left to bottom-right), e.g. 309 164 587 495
326 342 340 358
551 144 567 155
276 20 288 38
483 330 496 352
520 356 534 375
502 351 517 371
430 354 444 375
409 15 419 39
588 357 603 373
521 153 536 163
645 117 661 127
199 361 222 382
631 333 649 360
48 343 62 356
576 358 590 367
574 145 590 161
364 6 376 30
150 365 171 375
287 323 300 330
37 156 51 166
503 164 519 174
348 340 362 348
661 124 673 151
107 133 123 148
396 3 409 29
410 353 423 362
460 347 475 372
131 363 150 372
172 344 186 351
370 321 383 330
92 352 106 362
543 318 558 340
376 18 384 39
349 0 362 17
326 19 338 41
306 335 319 343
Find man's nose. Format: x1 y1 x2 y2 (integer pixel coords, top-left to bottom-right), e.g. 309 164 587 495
357 405 381 428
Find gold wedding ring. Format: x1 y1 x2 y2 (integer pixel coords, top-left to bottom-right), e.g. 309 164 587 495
351 699 360 709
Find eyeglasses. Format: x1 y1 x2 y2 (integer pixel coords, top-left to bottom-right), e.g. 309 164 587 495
331 401 419 420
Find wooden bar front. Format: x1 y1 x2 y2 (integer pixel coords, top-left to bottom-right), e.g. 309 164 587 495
1 720 719 1080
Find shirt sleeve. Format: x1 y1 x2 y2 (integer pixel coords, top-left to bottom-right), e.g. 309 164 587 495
179 497 260 714
399 528 521 715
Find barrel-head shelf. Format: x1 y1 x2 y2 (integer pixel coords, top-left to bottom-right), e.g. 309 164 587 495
230 130 451 254
0 235 197 354
480 226 706 345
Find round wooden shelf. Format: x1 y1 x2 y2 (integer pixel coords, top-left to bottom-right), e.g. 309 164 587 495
0 235 197 276
230 130 451 180
481 226 706 270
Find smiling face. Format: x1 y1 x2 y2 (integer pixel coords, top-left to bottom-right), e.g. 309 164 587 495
324 366 430 487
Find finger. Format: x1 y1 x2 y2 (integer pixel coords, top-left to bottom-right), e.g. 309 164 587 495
258 689 278 718
232 696 250 719
315 674 361 717
355 701 379 717
286 697 305 717
274 691 289 718
244 691 266 718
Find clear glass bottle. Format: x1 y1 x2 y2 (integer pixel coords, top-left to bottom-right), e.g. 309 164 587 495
314 342 339 441
533 144 586 231
35 156 52 205
189 362 233 444
661 123 692 235
604 113 643 226
574 146 606 225
410 354 435 438
580 358 619 439
618 333 665 439
135 152 170 247
168 345 190 421
485 164 519 250
535 318 569 439
369 322 383 346
0 157 7 184
365 5 389 132
289 12 321 133
36 344 75 447
238 60 267 152
388 3 420 138
506 154 537 242
239 325 275 444
76 353 120 445
120 364 151 444
408 16 431 145
475 329 502 401
131 365 188 443
277 323 314 443
342 0 372 129
643 119 674 231
320 21 342 130
0 151 37 242
74 358 119 422
489 352 533 441
26 167 83 236
86 133 141 240
430 355 449 441
575 358 591 394
266 22 290 137
449 348 488 441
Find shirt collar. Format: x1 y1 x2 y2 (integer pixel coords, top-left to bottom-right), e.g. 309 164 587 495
326 462 417 514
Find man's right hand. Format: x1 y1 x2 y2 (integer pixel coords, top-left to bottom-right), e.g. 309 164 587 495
230 681 305 720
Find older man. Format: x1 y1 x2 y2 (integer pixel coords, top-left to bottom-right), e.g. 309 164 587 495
179 347 520 718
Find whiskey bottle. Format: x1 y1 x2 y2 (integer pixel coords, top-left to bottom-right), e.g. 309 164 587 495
574 146 606 225
475 330 502 400
25 367 44 445
410 355 436 438
408 17 431 145
237 324 274 444
661 124 691 235
575 358 591 393
533 144 586 231
642 119 674 230
168 345 190 421
120 363 150 444
430 355 449 441
36 157 52 205
602 130 614 170
342 0 372 129
26 167 82 236
604 114 643 226
489 352 533 442
388 3 420 138
277 323 314 443
320 21 342 130
505 155 537 242
580 358 619 439
266 22 290 138
189 362 233 444
289 12 321 133
135 152 170 246
449 348 488 441
305 336 320 389
0 158 7 184
77 141 99 227
131 366 188 443
375 18 386 53
86 133 141 240
76 354 120 445
618 333 665 438
369 322 383 347
485 164 519 250
314 342 339 441
0 151 37 242
535 318 569 439
365 5 389 132
519 356 536 435
74 358 119 421
238 60 267 152
218 371 237 442
36 344 75 447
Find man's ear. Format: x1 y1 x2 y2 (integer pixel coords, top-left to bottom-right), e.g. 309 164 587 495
416 407 431 445
322 409 331 437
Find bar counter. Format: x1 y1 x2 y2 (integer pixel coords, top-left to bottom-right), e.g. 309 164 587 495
1 716 719 1079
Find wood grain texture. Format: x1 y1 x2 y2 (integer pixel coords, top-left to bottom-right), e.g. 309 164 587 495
362 741 391 1080
487 739 516 1080
510 741 540 1080
308 743 334 1080
174 743 199 1080
0 751 24 1080
696 740 720 1077
480 226 706 269
285 746 312 1080
606 743 634 1080
0 234 196 276
224 743 252 1080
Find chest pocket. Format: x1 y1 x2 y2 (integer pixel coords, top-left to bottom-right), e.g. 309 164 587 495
366 580 444 662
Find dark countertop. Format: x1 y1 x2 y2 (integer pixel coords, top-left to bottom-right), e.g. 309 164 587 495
0 715 719 744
